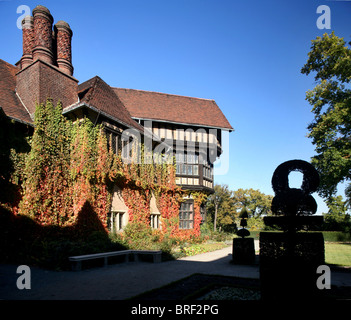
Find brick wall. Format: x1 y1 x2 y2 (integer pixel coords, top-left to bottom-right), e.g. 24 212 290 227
16 60 78 116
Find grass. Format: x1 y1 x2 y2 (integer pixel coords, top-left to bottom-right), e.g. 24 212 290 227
178 240 351 267
173 241 230 258
325 242 351 267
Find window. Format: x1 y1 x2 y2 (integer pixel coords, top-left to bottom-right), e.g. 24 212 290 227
179 201 194 229
151 213 160 229
176 152 185 163
176 165 180 175
106 130 121 155
203 161 213 180
175 152 200 184
187 165 193 175
108 211 125 233
200 204 206 224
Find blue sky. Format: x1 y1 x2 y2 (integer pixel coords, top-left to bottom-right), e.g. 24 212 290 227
1 0 351 214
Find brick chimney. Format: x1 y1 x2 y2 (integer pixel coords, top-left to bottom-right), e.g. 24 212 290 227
20 15 34 69
54 21 73 76
16 5 78 117
32 5 54 64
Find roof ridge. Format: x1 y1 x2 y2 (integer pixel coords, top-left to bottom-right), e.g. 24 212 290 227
0 59 16 69
78 76 144 132
113 87 215 102
83 76 100 103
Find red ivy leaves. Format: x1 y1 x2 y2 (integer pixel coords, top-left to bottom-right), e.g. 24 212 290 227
17 99 206 242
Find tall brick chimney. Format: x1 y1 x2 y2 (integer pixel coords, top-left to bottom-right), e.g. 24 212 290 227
20 15 34 68
32 5 54 64
54 21 73 76
16 5 78 117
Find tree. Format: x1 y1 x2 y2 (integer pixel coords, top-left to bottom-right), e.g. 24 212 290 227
206 186 273 232
232 188 273 217
323 195 350 231
301 32 351 204
206 184 235 231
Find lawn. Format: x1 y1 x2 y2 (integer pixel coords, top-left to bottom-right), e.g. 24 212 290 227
178 241 351 267
173 241 230 258
172 239 351 267
325 243 351 267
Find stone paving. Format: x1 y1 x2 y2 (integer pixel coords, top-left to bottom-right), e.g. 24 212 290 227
0 241 350 300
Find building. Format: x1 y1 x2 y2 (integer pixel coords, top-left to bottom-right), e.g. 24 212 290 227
0 5 233 237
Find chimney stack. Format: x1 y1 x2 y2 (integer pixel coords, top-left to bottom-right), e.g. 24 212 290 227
32 5 54 64
18 5 74 76
16 5 78 116
20 15 34 68
54 21 73 76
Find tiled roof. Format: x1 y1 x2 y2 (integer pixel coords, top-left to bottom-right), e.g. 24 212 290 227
113 88 233 131
0 59 32 124
0 58 232 133
76 76 144 132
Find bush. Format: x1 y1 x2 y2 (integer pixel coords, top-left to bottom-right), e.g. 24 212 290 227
249 230 351 242
121 222 161 250
321 231 351 242
200 221 233 242
247 216 265 231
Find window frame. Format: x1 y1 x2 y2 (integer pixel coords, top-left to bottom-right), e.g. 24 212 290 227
108 211 125 233
179 200 194 229
150 213 160 229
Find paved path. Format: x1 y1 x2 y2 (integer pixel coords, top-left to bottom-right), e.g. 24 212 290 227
1 242 350 300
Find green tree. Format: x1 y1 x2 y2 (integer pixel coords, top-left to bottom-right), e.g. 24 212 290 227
206 184 235 231
232 188 273 217
301 32 351 204
323 195 350 231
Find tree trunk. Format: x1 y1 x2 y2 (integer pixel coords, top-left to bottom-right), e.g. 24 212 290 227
214 202 218 232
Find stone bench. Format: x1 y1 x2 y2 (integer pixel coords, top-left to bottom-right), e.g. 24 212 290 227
69 250 162 271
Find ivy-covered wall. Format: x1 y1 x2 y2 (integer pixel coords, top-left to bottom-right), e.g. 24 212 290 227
3 100 207 242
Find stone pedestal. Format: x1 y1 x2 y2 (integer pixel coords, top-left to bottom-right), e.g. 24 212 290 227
232 237 255 265
259 232 325 300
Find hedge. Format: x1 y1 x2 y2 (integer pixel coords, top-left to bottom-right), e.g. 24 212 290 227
249 230 351 242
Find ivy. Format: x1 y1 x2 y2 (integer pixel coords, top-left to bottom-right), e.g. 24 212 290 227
19 100 72 226
18 100 113 229
14 99 207 242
